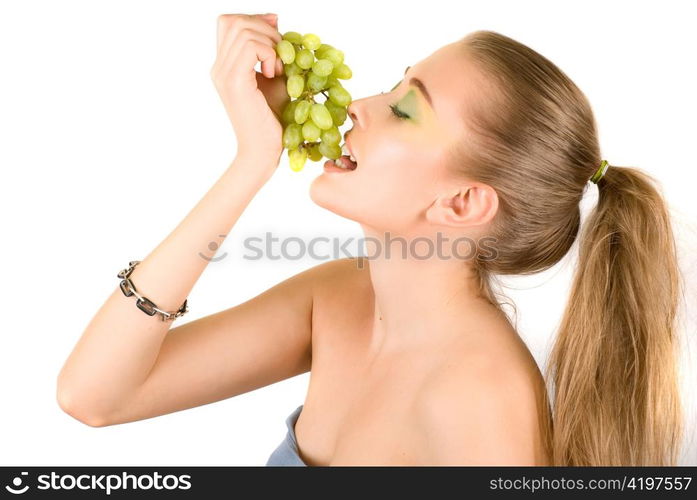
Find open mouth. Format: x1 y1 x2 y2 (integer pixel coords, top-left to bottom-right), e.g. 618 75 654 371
323 142 358 172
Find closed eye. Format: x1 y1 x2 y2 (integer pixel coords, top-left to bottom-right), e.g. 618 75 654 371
384 78 409 119
389 103 410 120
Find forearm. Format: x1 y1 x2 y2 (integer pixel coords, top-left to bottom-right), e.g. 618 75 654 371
56 155 272 422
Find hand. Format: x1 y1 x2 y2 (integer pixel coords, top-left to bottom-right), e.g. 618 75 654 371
210 14 289 177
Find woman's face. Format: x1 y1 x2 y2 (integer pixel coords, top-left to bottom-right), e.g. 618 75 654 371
309 42 486 236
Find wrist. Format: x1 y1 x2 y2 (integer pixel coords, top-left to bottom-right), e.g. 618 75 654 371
236 146 283 166
228 153 278 186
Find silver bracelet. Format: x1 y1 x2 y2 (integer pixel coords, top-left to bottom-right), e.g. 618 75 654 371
117 260 189 322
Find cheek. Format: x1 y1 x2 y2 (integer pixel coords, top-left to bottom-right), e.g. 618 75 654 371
356 150 444 227
372 143 443 200
308 138 446 230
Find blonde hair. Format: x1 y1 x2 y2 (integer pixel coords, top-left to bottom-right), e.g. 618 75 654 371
452 31 683 465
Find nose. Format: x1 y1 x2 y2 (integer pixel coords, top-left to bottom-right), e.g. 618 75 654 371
347 102 358 123
345 106 357 133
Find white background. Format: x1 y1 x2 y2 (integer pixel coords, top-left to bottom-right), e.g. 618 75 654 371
1 0 695 466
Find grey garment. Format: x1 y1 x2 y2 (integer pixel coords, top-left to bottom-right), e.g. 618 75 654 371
266 405 308 466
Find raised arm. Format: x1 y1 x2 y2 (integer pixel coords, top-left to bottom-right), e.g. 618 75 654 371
56 12 295 426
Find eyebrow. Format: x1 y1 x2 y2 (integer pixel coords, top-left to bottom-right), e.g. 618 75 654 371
404 66 433 108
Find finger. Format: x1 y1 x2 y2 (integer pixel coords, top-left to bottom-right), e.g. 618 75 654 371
218 20 281 73
217 29 277 78
248 14 282 44
263 17 284 76
262 17 280 37
260 16 283 76
261 53 276 78
219 14 281 54
216 14 241 53
229 39 278 84
221 31 280 78
259 13 278 26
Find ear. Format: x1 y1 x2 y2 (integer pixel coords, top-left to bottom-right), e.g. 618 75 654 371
425 183 499 228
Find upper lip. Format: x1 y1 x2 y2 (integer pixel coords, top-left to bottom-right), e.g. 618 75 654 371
345 134 357 162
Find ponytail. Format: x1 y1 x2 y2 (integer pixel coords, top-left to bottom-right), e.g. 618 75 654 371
545 165 683 465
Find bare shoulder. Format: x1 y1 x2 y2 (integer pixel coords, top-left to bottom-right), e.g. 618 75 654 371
290 256 368 301
311 256 370 283
310 256 372 304
299 254 369 308
414 336 552 465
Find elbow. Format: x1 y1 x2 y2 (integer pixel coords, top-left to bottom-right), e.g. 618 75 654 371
56 380 110 428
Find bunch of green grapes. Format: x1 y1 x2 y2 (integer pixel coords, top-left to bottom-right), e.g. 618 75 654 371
275 32 352 171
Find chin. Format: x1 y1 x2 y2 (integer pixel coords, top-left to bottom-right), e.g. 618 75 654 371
309 174 364 223
310 174 346 213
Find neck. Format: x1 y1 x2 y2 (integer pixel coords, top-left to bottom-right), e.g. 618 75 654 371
359 226 492 356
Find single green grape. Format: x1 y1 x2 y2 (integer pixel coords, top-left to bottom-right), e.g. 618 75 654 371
284 62 303 77
275 40 296 65
310 103 333 130
312 59 334 77
302 33 321 51
282 123 303 150
328 85 351 107
323 48 344 66
294 100 312 124
307 142 323 162
326 76 339 88
288 147 308 172
320 126 342 145
332 63 352 80
314 43 333 59
282 31 303 44
306 72 328 93
302 120 321 141
318 141 342 160
281 100 299 125
324 100 348 126
287 75 304 99
295 49 314 70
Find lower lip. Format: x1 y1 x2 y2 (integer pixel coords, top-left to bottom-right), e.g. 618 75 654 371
323 160 355 173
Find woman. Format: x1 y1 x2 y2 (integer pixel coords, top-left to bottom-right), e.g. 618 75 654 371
56 13 684 466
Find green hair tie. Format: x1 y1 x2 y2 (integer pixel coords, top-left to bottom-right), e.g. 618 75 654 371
590 160 609 184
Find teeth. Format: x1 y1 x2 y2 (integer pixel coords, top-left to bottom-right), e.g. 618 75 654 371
341 143 358 163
